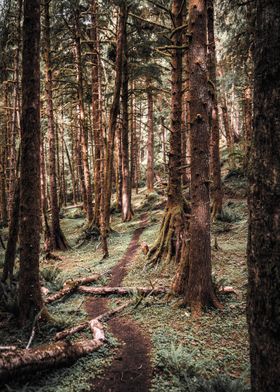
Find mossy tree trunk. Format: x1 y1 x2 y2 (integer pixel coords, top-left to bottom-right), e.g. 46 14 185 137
91 0 102 227
147 0 190 269
146 81 154 193
18 0 44 326
121 14 133 222
2 179 20 282
247 1 280 391
73 8 93 224
43 0 69 251
207 0 223 218
221 92 235 170
177 0 220 315
101 1 128 257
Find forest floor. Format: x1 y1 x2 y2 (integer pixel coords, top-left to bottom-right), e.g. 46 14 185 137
0 173 250 392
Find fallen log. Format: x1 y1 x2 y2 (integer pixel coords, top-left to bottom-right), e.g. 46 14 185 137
62 204 83 211
45 274 101 304
0 346 17 351
55 301 131 341
77 286 168 296
0 320 105 383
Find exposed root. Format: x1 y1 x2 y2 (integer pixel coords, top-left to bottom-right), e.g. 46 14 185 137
76 221 118 248
171 242 190 295
44 213 70 252
211 199 223 222
146 201 191 268
53 227 71 251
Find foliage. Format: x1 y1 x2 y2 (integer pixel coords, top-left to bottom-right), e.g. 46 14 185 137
41 266 64 292
0 279 19 315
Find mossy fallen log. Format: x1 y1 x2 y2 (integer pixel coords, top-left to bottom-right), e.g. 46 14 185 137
0 320 104 383
0 299 132 382
45 274 101 303
77 286 168 296
55 302 131 341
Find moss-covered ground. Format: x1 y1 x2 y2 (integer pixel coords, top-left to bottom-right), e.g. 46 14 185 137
0 181 250 391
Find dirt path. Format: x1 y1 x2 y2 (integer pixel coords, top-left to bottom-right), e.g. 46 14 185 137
86 213 152 392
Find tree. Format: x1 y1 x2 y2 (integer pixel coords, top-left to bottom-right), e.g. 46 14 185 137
103 2 127 243
146 79 155 193
183 0 220 314
43 0 69 251
147 0 190 267
73 3 94 224
18 0 44 325
91 0 102 227
207 0 223 218
247 1 280 391
121 7 133 221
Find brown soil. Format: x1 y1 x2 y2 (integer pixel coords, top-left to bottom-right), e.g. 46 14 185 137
86 213 152 392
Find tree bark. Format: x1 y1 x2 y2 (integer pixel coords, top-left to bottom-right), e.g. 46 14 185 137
91 0 102 227
147 0 190 270
184 0 220 315
146 82 154 192
221 93 235 170
121 15 133 222
74 11 93 223
2 179 20 282
43 0 69 251
207 0 223 218
247 1 280 391
103 3 127 236
18 0 44 326
8 0 22 224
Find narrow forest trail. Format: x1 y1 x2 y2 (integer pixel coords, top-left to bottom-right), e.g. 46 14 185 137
86 213 152 392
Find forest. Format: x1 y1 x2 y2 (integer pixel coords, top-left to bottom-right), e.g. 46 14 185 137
0 0 279 391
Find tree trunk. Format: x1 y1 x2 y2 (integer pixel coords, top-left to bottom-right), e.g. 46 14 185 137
207 0 223 218
8 0 22 224
18 0 44 326
146 82 154 192
130 82 136 189
43 0 69 251
183 0 220 315
247 1 280 391
0 129 8 226
74 12 93 223
103 3 127 235
116 123 122 211
2 179 20 282
221 93 235 170
147 0 190 269
243 84 253 169
91 0 102 227
121 17 133 222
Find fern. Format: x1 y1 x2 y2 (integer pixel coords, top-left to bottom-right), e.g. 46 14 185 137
196 375 249 392
41 266 64 291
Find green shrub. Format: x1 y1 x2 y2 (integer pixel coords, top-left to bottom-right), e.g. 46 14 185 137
41 266 64 291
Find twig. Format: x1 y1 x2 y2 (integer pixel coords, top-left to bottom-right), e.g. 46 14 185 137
26 309 43 349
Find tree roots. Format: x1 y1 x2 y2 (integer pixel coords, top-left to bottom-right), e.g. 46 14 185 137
146 201 191 268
